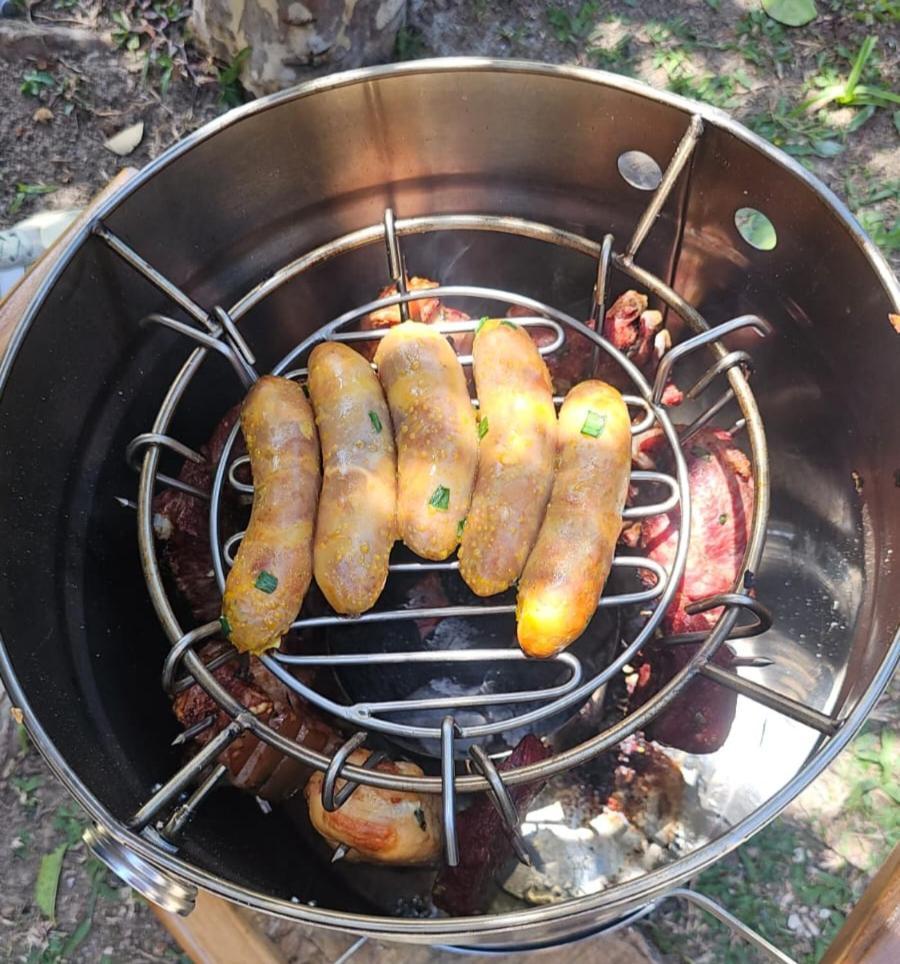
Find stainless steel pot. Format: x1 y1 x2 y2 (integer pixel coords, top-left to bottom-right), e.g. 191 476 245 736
0 60 898 949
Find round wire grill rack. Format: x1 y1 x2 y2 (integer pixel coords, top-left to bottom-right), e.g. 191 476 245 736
100 114 842 869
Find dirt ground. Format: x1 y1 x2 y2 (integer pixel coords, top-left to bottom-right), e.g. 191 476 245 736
0 1 898 963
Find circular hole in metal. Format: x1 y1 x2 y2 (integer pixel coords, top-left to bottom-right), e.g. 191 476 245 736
617 151 663 191
735 207 777 251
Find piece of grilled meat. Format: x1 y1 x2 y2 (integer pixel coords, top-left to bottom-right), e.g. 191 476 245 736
627 427 754 753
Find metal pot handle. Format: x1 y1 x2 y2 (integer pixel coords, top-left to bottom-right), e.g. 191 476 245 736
83 823 197 917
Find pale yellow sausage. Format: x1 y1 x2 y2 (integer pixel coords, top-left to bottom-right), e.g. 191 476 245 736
374 322 477 560
459 319 556 596
308 342 397 615
305 750 442 865
221 376 320 655
516 381 631 658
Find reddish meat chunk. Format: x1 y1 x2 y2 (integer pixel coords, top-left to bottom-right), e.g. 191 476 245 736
639 427 753 635
152 406 244 623
627 426 753 753
628 642 738 754
360 277 473 361
509 290 673 395
172 647 337 800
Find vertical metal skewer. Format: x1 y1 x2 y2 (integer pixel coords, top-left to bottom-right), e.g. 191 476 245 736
441 717 460 867
383 208 409 322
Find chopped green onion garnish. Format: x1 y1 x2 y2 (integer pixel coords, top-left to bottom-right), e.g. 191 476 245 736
429 485 450 510
255 570 279 594
500 319 518 329
368 410 383 433
475 316 490 334
718 513 728 525
457 517 467 539
478 416 489 439
219 615 231 638
580 409 607 438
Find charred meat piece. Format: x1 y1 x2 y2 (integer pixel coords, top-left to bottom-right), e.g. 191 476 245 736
628 642 737 755
509 290 671 395
172 645 337 801
360 277 473 360
607 735 684 844
365 277 442 328
638 427 754 635
152 406 244 624
305 749 443 865
432 734 551 916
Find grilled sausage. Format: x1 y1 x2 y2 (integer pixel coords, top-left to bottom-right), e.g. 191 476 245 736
308 342 397 615
305 750 442 864
459 319 556 596
516 380 631 657
221 375 320 655
374 322 477 560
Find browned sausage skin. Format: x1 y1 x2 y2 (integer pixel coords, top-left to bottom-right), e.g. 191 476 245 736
459 319 557 596
308 342 397 615
374 322 478 560
516 380 631 658
305 750 442 864
221 376 320 655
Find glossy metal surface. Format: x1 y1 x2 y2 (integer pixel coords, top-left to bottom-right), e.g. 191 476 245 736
0 61 898 946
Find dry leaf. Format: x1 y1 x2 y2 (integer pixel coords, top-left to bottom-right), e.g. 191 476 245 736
33 107 54 124
104 121 144 156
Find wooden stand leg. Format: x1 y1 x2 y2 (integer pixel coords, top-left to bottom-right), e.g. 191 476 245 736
821 844 900 964
151 888 286 964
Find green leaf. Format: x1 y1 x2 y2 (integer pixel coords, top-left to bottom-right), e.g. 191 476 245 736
894 110 900 135
762 0 818 27
500 319 518 329
254 570 278 594
35 843 67 921
478 416 489 439
847 105 876 132
61 902 95 958
219 46 251 86
219 614 231 637
844 36 876 99
811 138 844 158
429 485 450 510
475 316 490 334
18 182 57 196
456 517 466 539
368 410 383 434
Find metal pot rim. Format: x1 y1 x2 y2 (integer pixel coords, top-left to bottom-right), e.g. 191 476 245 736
1 58 898 939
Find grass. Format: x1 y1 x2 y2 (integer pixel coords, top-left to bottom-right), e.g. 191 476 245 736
8 183 58 217
111 1 192 96
547 1 600 45
669 70 753 110
748 98 845 161
218 47 251 108
588 35 635 74
802 37 900 113
394 25 427 61
734 10 794 68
